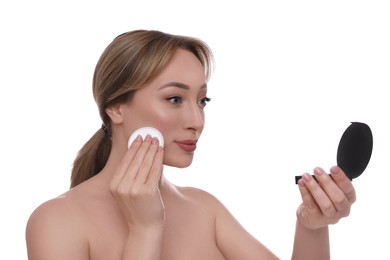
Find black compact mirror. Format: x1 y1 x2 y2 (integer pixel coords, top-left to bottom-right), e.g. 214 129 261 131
295 122 373 184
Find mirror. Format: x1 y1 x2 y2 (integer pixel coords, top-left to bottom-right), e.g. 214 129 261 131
295 122 373 184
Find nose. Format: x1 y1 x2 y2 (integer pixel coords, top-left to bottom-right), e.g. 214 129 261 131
184 102 205 133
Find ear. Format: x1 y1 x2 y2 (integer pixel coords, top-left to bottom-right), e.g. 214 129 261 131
105 103 125 125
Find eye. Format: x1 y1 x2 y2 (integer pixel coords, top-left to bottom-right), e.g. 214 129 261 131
198 97 211 107
167 96 182 104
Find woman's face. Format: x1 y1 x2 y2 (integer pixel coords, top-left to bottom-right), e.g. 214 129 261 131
120 49 210 168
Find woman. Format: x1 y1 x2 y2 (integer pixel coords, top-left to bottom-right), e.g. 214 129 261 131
26 30 355 259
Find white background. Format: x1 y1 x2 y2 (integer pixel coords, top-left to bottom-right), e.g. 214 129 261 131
1 1 389 259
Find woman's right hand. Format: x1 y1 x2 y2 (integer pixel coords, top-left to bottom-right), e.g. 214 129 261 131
109 134 165 230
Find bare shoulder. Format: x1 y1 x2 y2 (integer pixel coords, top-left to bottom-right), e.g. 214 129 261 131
174 185 225 210
27 192 84 230
26 191 89 259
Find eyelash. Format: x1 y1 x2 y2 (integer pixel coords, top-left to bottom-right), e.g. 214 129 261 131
167 96 182 104
166 96 211 107
199 97 211 106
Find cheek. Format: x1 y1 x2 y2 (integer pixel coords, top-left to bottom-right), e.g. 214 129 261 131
152 109 178 136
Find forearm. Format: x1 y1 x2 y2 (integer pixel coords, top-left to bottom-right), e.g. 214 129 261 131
121 226 164 260
291 220 330 260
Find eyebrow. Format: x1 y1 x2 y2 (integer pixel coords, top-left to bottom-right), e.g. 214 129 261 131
159 82 207 90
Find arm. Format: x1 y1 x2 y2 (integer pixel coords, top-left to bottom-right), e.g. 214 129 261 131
214 197 280 260
121 226 164 259
292 166 356 260
292 221 329 259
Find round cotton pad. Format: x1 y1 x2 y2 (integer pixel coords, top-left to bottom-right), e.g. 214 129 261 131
128 127 164 148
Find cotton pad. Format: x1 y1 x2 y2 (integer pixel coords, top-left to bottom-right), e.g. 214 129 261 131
128 127 164 148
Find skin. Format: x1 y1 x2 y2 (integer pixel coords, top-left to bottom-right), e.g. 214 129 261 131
26 49 355 260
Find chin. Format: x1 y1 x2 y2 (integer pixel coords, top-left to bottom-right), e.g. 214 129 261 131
164 155 194 168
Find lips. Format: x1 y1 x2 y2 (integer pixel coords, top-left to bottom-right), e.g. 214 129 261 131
175 140 197 152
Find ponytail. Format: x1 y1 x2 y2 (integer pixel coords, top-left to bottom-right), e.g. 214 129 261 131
70 126 112 188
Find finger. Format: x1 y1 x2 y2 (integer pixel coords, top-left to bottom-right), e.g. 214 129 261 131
134 136 160 184
110 135 143 189
146 145 164 187
297 177 318 211
114 135 152 190
301 171 337 217
312 167 350 213
330 166 356 204
126 134 154 174
113 135 154 194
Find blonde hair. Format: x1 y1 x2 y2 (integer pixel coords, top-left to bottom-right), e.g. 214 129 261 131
70 30 214 188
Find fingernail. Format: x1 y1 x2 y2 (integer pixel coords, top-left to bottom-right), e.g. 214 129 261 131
330 166 340 175
151 137 158 144
302 173 311 182
314 167 324 176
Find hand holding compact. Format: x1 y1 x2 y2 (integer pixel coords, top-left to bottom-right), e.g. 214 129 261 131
296 166 356 230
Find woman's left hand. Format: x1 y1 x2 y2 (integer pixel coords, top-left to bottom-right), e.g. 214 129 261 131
296 166 356 230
